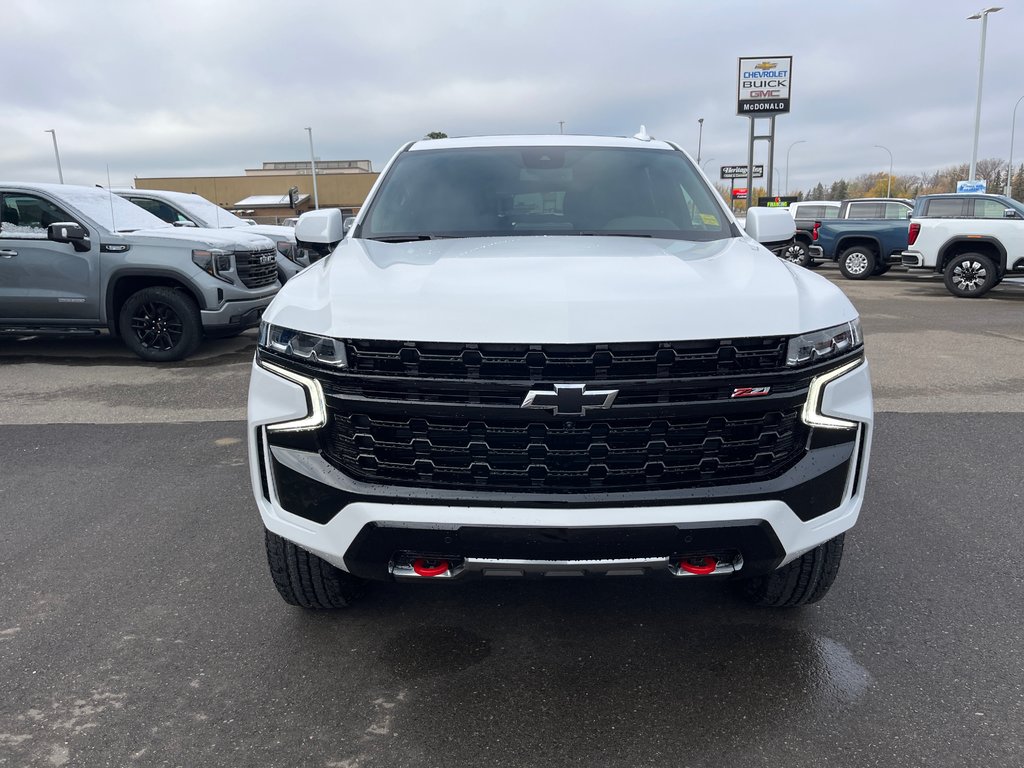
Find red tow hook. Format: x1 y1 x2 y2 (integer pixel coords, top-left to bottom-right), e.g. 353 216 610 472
679 556 717 576
412 558 450 577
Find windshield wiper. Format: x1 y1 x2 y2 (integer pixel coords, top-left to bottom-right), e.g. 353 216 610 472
367 234 451 243
574 231 654 238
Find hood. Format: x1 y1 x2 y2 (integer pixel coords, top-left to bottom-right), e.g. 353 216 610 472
237 224 297 244
118 226 276 251
265 235 858 343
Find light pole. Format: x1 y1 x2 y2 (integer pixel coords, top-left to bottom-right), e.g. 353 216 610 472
1006 94 1024 196
968 6 1002 182
873 144 893 198
305 127 320 210
696 118 704 164
44 129 64 184
785 140 806 195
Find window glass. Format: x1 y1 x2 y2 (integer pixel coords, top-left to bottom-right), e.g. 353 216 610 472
846 202 883 219
924 199 966 218
800 205 825 219
883 203 911 219
361 146 730 241
822 206 840 219
973 199 1009 219
0 194 75 239
128 197 192 224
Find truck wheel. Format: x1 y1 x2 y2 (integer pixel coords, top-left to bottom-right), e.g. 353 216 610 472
119 286 202 362
265 530 366 609
943 253 997 298
739 534 845 607
838 246 877 280
782 241 815 268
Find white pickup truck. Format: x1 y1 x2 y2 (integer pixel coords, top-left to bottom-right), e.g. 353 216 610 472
901 193 1024 297
247 133 873 611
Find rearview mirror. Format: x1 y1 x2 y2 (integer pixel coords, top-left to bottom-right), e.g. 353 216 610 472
295 209 344 245
744 208 796 245
1005 208 1018 219
48 222 91 252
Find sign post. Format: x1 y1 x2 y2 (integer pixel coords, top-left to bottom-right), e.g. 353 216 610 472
737 56 792 208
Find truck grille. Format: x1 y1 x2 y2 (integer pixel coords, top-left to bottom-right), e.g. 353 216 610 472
344 338 787 380
320 406 808 492
235 248 278 289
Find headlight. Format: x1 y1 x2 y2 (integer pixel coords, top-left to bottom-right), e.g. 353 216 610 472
786 319 862 367
277 241 300 263
258 322 348 368
192 248 234 284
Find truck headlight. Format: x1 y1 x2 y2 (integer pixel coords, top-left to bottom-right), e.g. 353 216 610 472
786 319 862 367
192 248 234 284
258 322 348 368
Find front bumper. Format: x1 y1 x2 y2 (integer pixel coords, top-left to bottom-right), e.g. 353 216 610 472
247 357 873 579
200 295 275 331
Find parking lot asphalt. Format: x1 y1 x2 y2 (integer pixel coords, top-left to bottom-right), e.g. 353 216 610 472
2 265 1024 767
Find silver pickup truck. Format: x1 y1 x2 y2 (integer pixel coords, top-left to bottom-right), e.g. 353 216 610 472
0 182 280 361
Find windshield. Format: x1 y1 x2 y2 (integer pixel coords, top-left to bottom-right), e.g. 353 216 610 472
359 145 734 242
169 193 250 228
57 187 170 233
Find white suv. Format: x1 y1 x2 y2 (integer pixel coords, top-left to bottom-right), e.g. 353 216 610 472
247 134 873 610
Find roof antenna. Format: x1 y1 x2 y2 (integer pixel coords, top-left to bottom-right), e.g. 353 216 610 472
106 164 117 232
633 125 652 141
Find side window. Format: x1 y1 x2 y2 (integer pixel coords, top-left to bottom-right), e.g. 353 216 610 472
0 193 75 239
923 199 967 218
846 202 883 219
822 206 840 219
973 199 1009 219
128 197 191 224
884 203 911 219
801 205 824 219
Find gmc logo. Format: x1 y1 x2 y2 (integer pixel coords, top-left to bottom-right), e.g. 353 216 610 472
259 254 275 265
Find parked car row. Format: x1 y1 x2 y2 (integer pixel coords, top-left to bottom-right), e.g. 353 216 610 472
775 193 1024 298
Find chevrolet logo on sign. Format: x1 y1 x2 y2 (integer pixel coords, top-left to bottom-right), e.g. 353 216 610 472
754 61 777 70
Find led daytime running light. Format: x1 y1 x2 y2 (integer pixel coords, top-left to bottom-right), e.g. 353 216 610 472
259 359 327 433
801 358 864 430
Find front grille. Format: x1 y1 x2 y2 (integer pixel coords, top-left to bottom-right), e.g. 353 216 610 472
344 338 788 380
236 248 278 288
320 407 808 493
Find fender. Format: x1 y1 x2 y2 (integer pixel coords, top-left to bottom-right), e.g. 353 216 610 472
104 267 208 333
834 235 882 260
936 235 1007 273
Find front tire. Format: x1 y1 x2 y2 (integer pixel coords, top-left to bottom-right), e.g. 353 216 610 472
943 253 998 298
740 534 845 607
838 246 877 280
265 530 366 609
782 240 814 268
119 286 202 362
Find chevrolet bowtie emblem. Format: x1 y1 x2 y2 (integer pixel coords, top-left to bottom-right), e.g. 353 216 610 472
521 384 619 416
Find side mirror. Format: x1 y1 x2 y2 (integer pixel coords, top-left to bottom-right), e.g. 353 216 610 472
295 209 344 244
48 222 91 252
744 208 796 245
172 220 198 228
1005 208 1018 219
343 216 357 234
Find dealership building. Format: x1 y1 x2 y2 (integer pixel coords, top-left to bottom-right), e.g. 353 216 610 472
134 160 380 223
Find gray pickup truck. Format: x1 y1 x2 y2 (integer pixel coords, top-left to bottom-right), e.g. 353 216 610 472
0 182 280 361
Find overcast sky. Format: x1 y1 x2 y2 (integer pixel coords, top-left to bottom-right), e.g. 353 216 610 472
5 0 1022 194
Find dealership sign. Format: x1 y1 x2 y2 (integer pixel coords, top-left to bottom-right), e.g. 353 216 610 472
721 165 764 179
737 56 792 115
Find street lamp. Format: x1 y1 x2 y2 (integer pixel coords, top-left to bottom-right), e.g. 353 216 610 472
696 118 704 164
305 127 320 210
785 140 806 195
44 129 64 184
1006 94 1024 196
873 144 893 198
968 6 1002 182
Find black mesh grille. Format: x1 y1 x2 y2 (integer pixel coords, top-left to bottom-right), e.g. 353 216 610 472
236 248 278 288
344 338 788 380
320 407 808 492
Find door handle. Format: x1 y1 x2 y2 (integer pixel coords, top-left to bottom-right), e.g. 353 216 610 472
0 249 17 258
